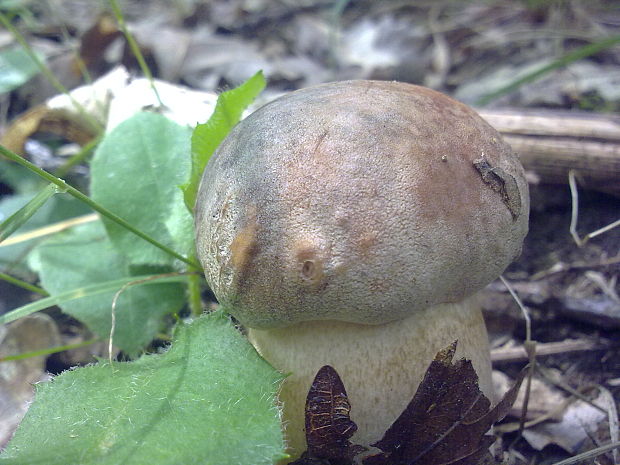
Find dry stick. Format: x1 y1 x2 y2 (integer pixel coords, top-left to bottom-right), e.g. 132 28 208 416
478 108 620 197
530 253 620 280
549 441 620 465
491 338 610 363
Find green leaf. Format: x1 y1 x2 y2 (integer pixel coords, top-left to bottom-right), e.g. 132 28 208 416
90 112 194 267
0 273 188 326
0 46 41 94
183 71 266 211
0 183 59 242
0 192 90 276
0 311 287 465
28 221 185 355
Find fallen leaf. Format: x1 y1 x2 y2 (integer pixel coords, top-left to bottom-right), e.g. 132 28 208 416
363 342 526 465
289 365 365 465
0 314 60 448
290 343 525 465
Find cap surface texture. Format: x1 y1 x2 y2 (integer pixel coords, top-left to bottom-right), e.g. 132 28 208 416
195 80 529 328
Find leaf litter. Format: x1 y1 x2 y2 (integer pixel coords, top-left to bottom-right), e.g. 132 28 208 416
290 342 526 465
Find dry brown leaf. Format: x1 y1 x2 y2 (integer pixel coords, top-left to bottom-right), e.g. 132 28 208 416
290 342 526 465
363 342 525 465
290 365 366 465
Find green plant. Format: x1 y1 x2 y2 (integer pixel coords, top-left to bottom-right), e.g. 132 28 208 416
0 71 288 464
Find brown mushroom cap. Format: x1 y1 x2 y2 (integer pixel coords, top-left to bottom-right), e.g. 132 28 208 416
195 80 529 329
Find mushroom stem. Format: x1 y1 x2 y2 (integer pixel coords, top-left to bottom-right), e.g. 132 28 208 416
247 294 493 459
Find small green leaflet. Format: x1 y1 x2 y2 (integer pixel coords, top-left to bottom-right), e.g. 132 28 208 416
0 311 287 465
182 71 266 211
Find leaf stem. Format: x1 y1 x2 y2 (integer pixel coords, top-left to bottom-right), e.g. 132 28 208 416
0 144 200 269
188 267 203 317
108 0 163 106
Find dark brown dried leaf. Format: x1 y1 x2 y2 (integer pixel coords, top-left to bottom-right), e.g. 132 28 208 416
363 341 526 465
300 365 365 465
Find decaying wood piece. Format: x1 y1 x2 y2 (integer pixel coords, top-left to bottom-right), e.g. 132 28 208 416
479 109 620 196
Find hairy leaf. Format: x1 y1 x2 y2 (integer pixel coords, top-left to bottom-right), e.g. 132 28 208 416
0 311 286 465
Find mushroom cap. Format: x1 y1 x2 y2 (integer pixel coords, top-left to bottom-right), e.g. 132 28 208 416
195 80 529 329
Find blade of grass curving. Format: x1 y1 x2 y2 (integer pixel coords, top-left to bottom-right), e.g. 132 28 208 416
182 70 266 211
0 272 48 295
476 34 620 106
328 0 351 69
0 338 96 362
108 0 162 106
0 184 59 243
0 12 102 132
0 274 188 325
0 144 200 268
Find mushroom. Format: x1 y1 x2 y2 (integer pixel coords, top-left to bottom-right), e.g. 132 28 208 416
194 80 529 458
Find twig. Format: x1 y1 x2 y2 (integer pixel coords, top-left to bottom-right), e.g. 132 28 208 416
530 254 620 280
549 441 620 465
491 339 610 363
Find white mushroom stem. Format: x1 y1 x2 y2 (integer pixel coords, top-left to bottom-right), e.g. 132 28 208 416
248 294 493 459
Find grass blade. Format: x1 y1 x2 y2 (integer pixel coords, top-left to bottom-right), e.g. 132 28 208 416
0 143 200 268
0 184 59 243
0 274 188 325
476 34 620 106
